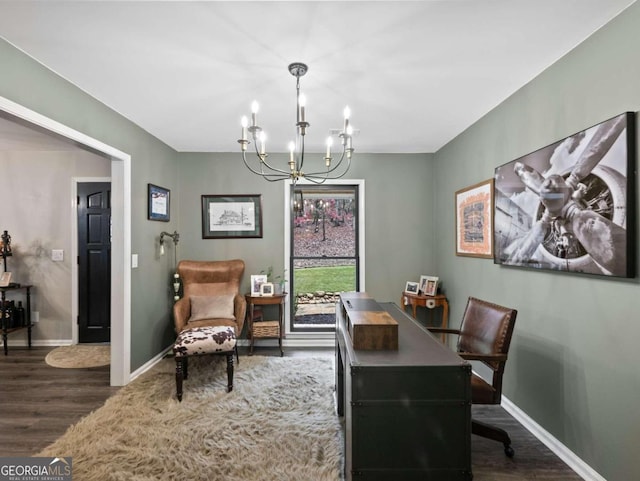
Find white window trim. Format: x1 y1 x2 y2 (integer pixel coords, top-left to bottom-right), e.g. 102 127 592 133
283 179 365 342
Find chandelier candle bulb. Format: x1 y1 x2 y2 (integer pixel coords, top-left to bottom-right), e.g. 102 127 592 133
299 93 306 123
241 116 248 141
251 101 259 127
326 136 333 158
343 106 351 132
259 131 266 155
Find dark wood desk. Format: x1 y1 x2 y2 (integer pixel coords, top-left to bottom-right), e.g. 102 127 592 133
336 294 471 480
245 293 286 356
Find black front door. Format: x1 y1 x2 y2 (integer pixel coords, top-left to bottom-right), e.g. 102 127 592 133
78 182 111 343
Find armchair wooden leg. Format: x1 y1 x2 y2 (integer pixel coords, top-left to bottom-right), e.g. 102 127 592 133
472 419 514 457
182 357 189 380
226 353 234 392
175 357 184 402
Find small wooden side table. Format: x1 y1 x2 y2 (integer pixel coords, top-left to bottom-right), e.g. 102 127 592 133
245 293 287 356
400 292 449 340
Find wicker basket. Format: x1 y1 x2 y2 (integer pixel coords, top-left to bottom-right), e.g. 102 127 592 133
252 320 280 338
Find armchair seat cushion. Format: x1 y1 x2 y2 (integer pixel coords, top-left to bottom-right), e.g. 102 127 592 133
173 326 237 358
471 372 498 405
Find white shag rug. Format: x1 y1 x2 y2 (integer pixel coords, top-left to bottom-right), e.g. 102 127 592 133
37 355 343 481
45 345 110 368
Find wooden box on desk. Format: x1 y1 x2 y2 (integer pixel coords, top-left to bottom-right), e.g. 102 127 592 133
340 292 398 350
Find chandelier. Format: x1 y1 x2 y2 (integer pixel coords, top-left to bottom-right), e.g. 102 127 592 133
237 62 354 184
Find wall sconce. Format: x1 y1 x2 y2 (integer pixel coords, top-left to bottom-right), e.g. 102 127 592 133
159 230 179 257
159 231 180 301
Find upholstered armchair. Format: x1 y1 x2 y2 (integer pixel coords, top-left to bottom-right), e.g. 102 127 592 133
429 296 518 457
173 260 246 337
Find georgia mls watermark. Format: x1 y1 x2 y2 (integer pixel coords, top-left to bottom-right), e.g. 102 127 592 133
0 457 72 481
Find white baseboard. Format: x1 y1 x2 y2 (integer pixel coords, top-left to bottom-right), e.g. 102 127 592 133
501 396 606 481
129 346 172 382
5 339 72 347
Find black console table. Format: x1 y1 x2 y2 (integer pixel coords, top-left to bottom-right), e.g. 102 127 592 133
336 293 472 480
1 284 33 355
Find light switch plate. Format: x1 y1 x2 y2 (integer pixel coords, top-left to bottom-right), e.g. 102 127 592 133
51 249 64 261
132 254 138 268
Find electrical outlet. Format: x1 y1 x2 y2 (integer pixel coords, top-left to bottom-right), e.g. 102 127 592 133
51 249 64 261
32 311 39 323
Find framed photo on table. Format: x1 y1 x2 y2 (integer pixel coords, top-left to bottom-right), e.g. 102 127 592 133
419 275 439 296
404 281 419 294
202 194 263 239
423 276 439 296
148 184 170 222
455 179 493 258
250 274 268 296
260 282 274 297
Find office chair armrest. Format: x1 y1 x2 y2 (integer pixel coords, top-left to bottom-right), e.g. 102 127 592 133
458 352 508 362
428 328 461 335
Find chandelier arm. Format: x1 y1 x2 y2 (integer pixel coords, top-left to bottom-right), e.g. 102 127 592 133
303 145 352 178
241 150 271 177
301 175 330 185
260 156 293 176
243 140 293 177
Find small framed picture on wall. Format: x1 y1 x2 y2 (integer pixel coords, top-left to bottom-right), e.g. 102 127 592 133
148 184 170 222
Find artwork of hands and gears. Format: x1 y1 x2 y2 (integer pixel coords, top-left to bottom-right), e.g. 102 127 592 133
494 112 634 278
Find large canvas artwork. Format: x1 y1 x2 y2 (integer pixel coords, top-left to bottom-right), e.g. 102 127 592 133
494 112 635 278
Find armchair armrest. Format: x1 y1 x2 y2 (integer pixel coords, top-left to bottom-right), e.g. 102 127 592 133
428 328 461 335
173 297 190 333
233 294 247 336
458 352 508 362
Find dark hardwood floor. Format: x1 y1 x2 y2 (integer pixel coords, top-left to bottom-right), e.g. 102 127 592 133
0 346 119 456
0 346 582 480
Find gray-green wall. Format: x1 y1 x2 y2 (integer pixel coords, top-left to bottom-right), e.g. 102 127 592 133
433 3 640 480
176 152 434 303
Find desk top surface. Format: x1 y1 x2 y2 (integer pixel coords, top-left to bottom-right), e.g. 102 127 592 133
338 301 466 368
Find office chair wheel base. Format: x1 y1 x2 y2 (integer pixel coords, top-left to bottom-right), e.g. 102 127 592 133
504 444 515 458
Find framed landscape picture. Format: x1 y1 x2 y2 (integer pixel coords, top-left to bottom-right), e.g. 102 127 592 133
202 194 263 239
493 112 635 278
455 179 493 258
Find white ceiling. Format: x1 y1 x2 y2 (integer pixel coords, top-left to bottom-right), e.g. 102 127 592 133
0 1 635 154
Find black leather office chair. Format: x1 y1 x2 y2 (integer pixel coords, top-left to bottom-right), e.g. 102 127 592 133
430 296 518 457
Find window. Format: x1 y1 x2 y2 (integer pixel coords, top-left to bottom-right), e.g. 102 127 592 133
285 181 364 333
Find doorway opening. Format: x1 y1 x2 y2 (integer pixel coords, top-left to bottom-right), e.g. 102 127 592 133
1 95 131 386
